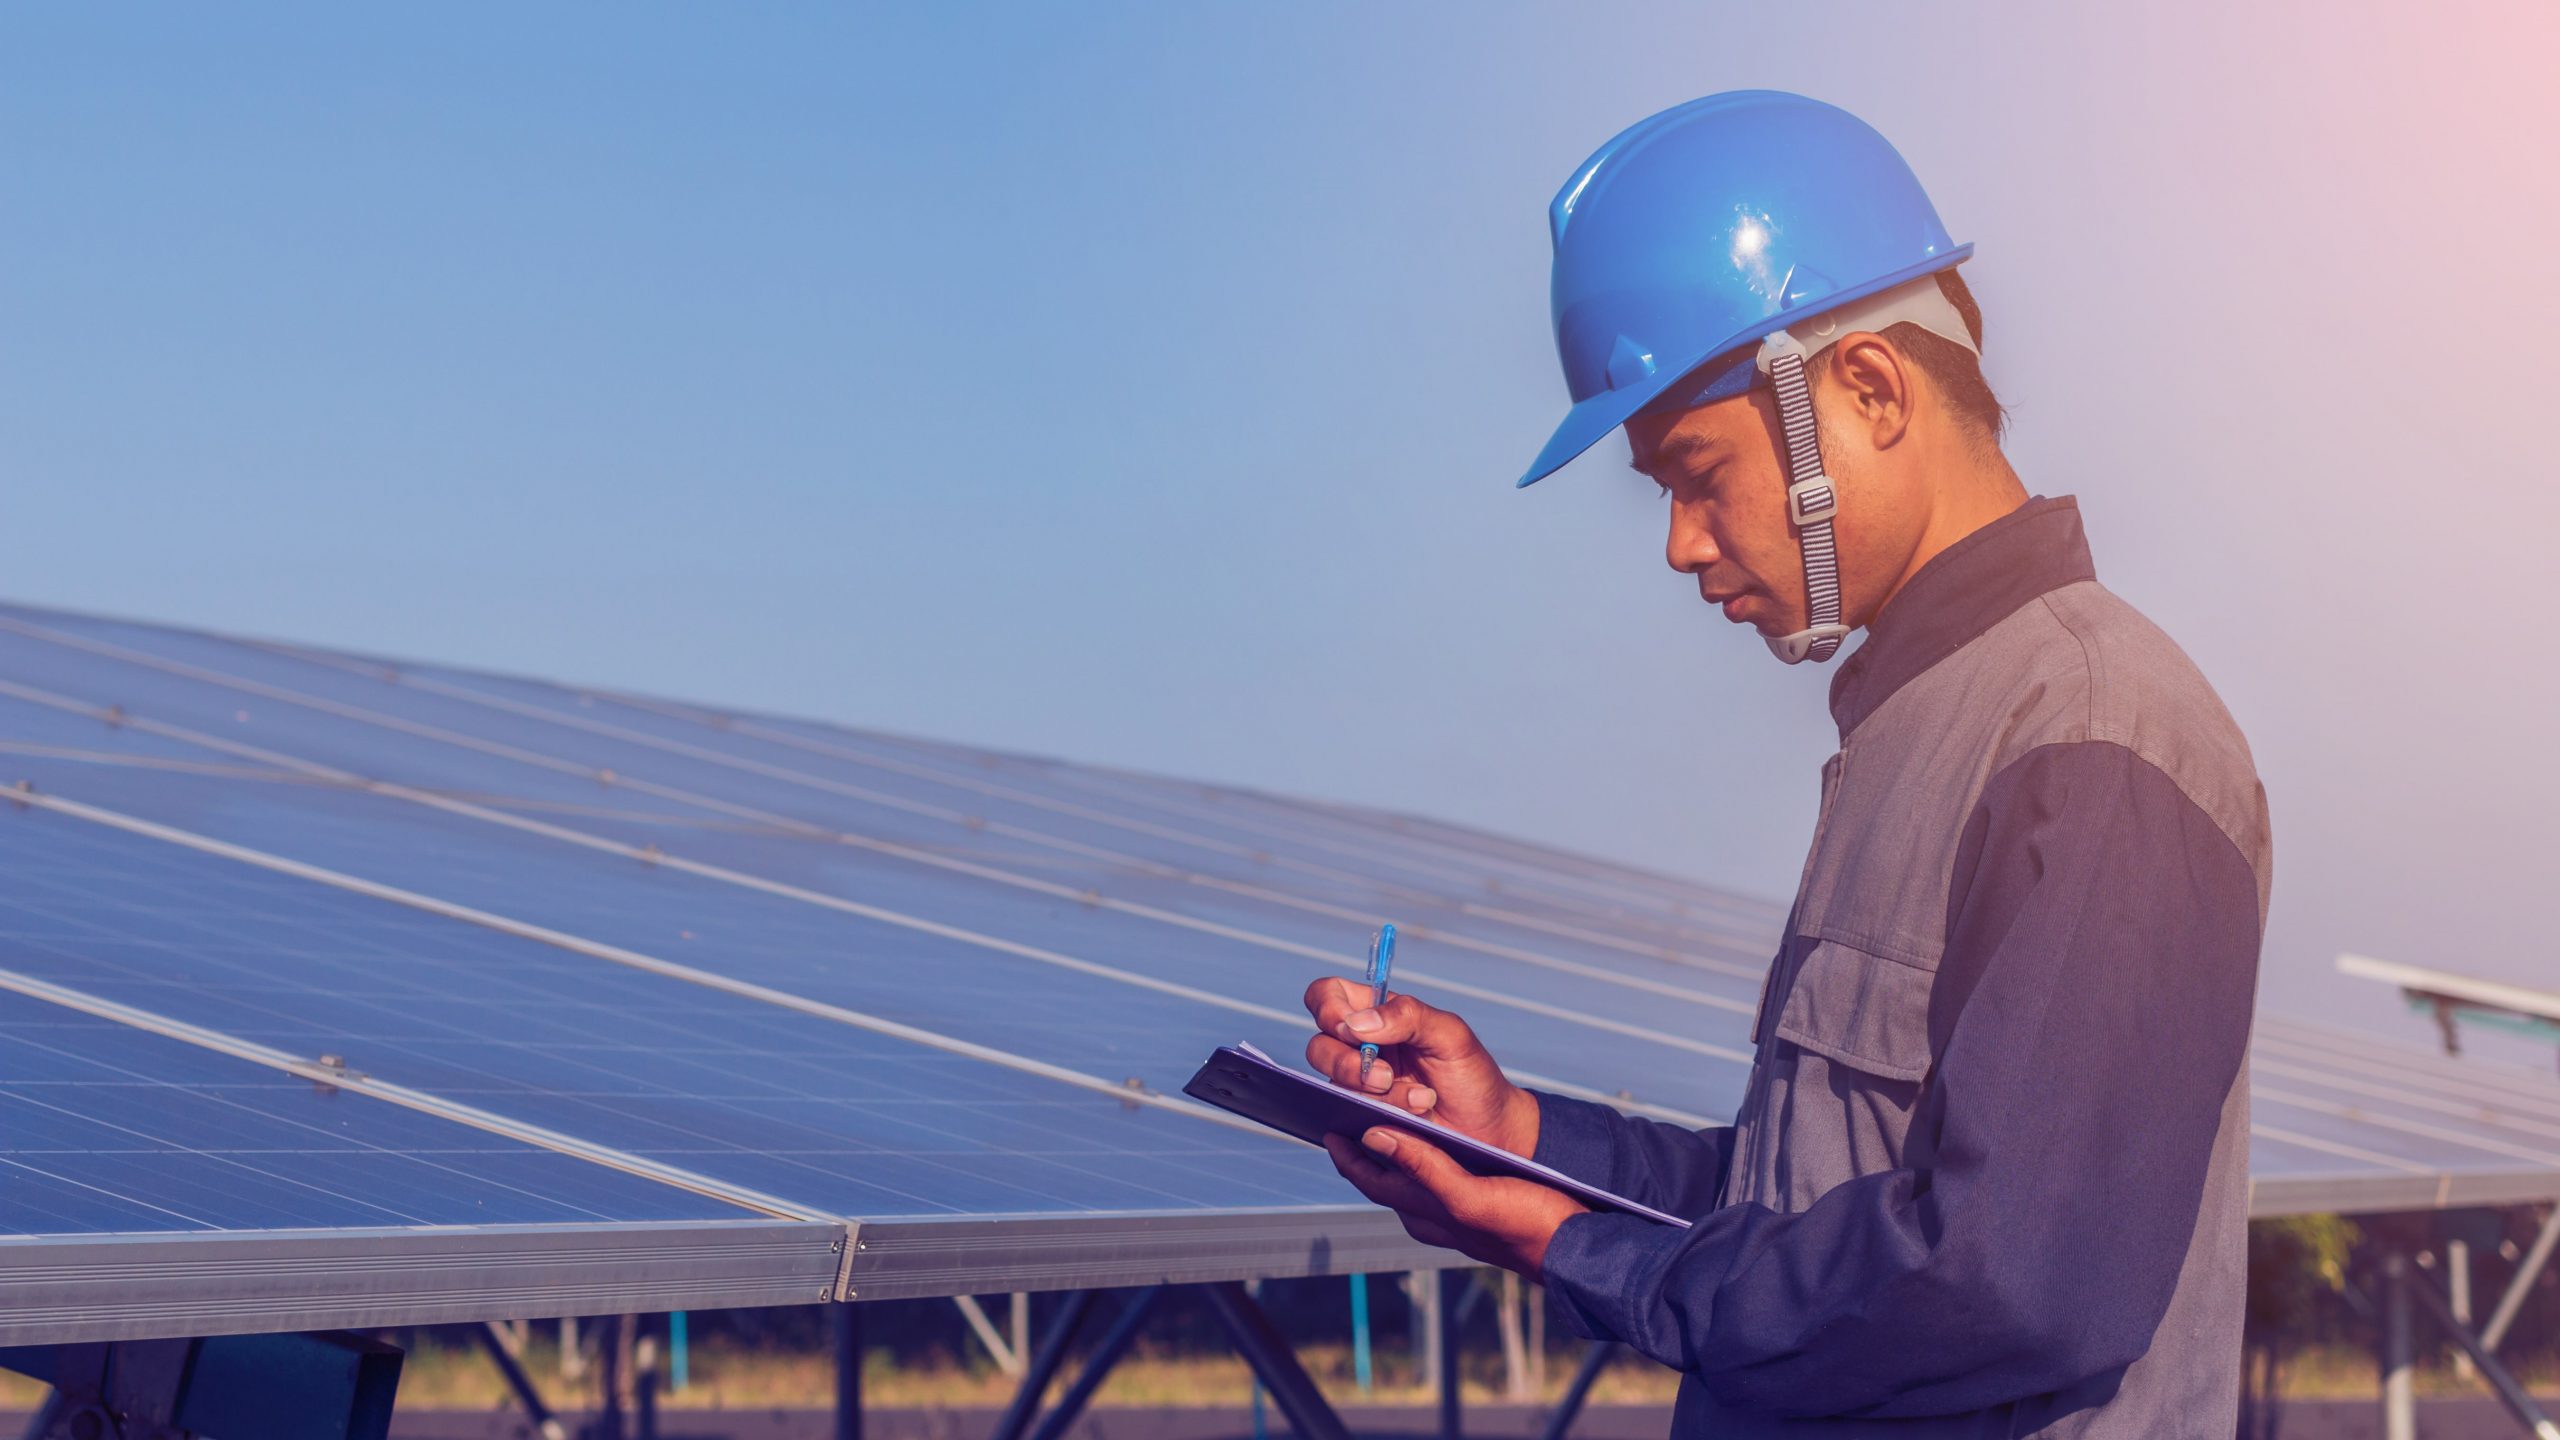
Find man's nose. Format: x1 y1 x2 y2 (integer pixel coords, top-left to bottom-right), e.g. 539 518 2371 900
1666 507 1721 575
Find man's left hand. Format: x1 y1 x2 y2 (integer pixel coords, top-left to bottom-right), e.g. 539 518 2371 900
1324 1126 1586 1280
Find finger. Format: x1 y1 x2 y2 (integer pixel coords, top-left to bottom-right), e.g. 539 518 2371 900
1303 975 1368 1030
1330 993 1485 1062
1306 1034 1430 1100
1323 1134 1450 1219
1358 1126 1480 1214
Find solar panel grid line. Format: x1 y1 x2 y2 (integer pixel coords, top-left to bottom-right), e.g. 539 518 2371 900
0 741 312 783
13 607 1780 964
2247 1120 2438 1174
231 626 1787 967
2252 1057 2560 1142
0 679 1737 1126
6 785 1273 1139
278 644 1789 982
0 794 1367 1224
2259 1014 2560 1099
2252 1022 2560 1118
0 674 1360 1024
0 644 1766 1101
609 694 1788 958
3 616 1781 1003
593 697 1785 984
0 1012 726 1233
860 743 1781 958
6 1082 574 1234
1006 748 1780 934
2250 1084 2560 1169
140 772 1736 1124
287 641 1778 947
0 961 846 1224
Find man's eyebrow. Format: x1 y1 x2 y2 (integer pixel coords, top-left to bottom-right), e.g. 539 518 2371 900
1630 433 1725 474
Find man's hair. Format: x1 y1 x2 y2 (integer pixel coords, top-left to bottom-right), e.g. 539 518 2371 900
1876 269 2007 444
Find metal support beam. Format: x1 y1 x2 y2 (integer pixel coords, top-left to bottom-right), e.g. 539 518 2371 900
2451 1237 2477 1380
2381 1253 2415 1440
1540 1342 1618 1440
989 1291 1097 1440
634 1336 660 1440
593 1316 625 1440
1349 1273 1372 1393
1496 1271 1530 1401
2484 1203 2560 1356
1438 1268 1466 1440
473 1322 567 1440
956 1295 1023 1375
1203 1282 1352 1440
1028 1287 1163 1440
834 1304 864 1440
2405 1259 2560 1440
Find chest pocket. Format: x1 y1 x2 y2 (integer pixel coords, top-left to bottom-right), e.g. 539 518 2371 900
1769 939 1937 1085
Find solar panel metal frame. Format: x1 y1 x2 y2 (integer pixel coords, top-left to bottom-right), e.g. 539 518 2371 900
0 598 2553 1346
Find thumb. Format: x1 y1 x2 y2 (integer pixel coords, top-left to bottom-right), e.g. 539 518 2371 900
1361 1126 1471 1199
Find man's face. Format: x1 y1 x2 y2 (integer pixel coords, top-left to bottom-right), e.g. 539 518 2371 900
1624 389 1810 638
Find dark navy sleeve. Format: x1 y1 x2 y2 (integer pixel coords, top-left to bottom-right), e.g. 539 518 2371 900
1528 1090 1734 1218
1538 741 2261 1418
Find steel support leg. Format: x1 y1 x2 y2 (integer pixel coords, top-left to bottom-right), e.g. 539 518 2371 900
473 1322 568 1440
1202 1282 1353 1440
635 1338 659 1440
1027 1288 1163 1440
2405 1262 2560 1440
989 1291 1097 1440
2382 1253 2415 1440
1438 1268 1465 1440
2484 1203 2560 1355
2452 1237 2478 1380
834 1304 864 1440
1539 1342 1618 1440
1350 1273 1372 1394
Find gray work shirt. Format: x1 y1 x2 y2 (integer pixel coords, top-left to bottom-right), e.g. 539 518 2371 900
1533 496 2270 1437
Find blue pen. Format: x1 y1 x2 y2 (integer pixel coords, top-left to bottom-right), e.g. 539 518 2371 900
1359 923 1397 1086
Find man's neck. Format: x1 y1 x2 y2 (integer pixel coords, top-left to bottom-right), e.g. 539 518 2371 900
1870 449 2030 624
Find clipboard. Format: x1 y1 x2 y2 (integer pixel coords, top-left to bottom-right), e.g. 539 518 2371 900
1182 1042 1691 1227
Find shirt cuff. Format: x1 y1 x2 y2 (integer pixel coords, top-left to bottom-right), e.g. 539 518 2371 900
1528 1089 1627 1187
1540 1208 1689 1346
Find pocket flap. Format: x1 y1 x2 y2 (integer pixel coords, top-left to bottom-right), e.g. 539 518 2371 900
1772 940 1935 1084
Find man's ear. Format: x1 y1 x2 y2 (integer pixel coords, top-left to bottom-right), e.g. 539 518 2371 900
1822 333 1915 451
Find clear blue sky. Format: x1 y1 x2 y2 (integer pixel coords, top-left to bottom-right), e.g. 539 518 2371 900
4 4 2554 1053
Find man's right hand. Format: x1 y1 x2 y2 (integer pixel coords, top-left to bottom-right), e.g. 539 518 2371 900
1302 976 1539 1158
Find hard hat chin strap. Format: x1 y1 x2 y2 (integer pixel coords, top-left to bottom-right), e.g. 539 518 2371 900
1757 329 1851 665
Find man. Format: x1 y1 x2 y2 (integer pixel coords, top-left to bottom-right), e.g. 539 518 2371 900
1303 91 2270 1436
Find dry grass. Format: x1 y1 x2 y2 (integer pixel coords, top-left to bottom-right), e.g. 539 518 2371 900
6 1340 2552 1413
384 1338 1689 1411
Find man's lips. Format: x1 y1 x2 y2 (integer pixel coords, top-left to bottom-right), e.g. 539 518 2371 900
1702 588 1754 622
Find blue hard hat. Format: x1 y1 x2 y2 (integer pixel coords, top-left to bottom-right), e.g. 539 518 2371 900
1517 91 1971 488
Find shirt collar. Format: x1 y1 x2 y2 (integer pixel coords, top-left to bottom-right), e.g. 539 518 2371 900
1826 495 2095 738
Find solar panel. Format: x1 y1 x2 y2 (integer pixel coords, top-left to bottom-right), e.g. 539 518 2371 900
0 992 754 1233
0 596 2554 1345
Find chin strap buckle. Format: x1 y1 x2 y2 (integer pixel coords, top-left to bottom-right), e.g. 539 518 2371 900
1786 477 1837 528
1765 624 1855 665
